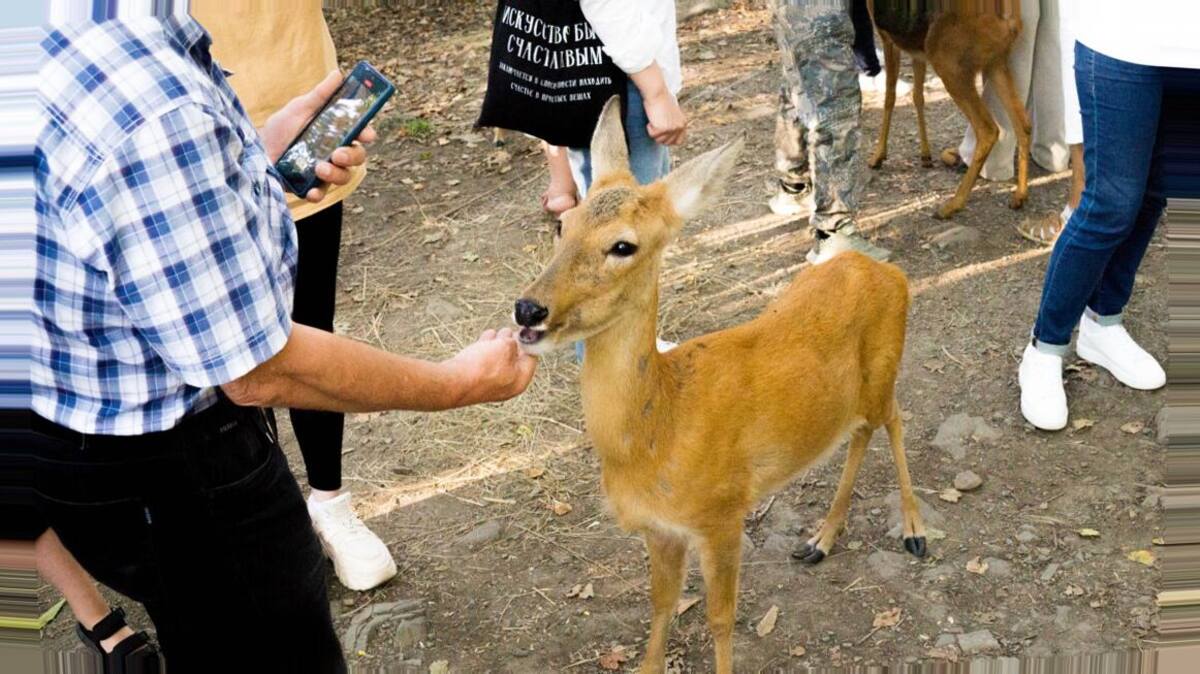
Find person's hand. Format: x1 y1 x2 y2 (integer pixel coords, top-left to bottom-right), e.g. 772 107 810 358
442 329 538 406
260 70 378 202
643 88 688 146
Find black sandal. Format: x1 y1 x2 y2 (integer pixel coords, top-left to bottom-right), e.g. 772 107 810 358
76 607 162 674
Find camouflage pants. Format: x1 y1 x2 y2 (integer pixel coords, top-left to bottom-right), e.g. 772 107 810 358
773 0 862 233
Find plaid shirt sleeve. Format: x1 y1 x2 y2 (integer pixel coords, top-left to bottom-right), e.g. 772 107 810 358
61 101 294 388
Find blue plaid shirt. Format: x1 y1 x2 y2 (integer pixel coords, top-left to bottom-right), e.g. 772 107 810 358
34 16 297 435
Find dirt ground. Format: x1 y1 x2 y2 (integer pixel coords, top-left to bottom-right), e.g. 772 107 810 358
44 2 1164 671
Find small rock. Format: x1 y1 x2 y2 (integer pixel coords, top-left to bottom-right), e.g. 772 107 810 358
934 633 958 648
867 551 909 580
932 414 1001 460
1040 563 1060 583
957 630 1000 655
455 520 506 549
1016 526 1039 543
983 557 1013 577
953 470 984 491
931 225 982 249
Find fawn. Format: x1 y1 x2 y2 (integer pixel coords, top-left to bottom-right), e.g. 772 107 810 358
867 0 1030 219
513 99 927 674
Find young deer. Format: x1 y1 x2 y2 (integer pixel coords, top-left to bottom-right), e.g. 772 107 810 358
513 100 927 674
867 0 1030 219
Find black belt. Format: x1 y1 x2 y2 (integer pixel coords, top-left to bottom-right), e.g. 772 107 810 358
26 393 276 454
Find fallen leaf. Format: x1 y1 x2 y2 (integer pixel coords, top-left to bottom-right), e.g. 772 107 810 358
579 582 595 599
550 500 573 516
1153 537 1166 546
349 204 365 215
1121 421 1145 435
429 661 449 674
598 646 631 670
1127 550 1156 566
846 540 864 551
873 607 902 628
966 556 989 575
1077 528 1101 539
926 528 948 541
1071 418 1096 431
521 244 538 253
524 466 545 479
676 596 701 616
461 252 479 263
756 605 780 637
939 488 963 503
566 584 582 598
1064 584 1085 597
789 645 807 657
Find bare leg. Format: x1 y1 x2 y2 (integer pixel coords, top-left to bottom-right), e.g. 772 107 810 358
1068 143 1085 209
697 528 742 674
796 427 870 563
885 400 927 557
35 529 134 653
639 530 688 674
542 142 578 217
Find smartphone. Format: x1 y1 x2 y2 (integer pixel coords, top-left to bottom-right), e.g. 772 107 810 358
274 60 395 196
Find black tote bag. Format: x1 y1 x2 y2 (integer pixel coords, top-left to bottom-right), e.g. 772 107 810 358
477 0 626 148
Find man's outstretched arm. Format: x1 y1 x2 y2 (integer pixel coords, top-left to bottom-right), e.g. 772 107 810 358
222 325 537 412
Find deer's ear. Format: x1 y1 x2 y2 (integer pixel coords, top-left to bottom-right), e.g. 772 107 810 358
662 136 744 222
589 96 629 181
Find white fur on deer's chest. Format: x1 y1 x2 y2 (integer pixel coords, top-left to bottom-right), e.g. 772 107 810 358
600 472 696 539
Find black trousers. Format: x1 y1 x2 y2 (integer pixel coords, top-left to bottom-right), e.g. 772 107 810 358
30 399 346 673
291 202 346 492
851 0 881 76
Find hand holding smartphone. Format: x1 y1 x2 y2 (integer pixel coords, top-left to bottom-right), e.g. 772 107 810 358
274 61 396 196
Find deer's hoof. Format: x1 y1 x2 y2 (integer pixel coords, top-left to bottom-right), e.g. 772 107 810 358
933 203 959 220
868 155 886 170
904 536 928 558
791 543 826 565
920 155 934 168
1009 193 1027 210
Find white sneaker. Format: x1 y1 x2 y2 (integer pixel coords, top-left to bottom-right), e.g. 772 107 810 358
1076 315 1166 390
859 72 913 96
1018 343 1068 431
656 338 678 353
307 492 398 591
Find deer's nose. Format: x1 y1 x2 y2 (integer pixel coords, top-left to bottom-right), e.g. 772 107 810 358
514 299 549 327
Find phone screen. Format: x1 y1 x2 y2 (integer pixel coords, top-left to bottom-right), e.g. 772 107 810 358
275 68 387 194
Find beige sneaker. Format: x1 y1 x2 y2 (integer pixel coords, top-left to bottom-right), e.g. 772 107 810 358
307 492 397 591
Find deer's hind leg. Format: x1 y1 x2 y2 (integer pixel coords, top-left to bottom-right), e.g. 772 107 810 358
868 39 902 170
927 48 999 219
989 60 1032 210
794 426 872 564
885 398 927 557
912 57 932 167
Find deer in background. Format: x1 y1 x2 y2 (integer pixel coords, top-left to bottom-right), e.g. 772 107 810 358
513 99 927 674
867 0 1029 219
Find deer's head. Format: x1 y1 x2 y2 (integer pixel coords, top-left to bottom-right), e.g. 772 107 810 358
514 98 743 355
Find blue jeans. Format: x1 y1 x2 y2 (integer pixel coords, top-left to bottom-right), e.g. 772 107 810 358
569 81 672 360
1033 43 1171 353
568 80 672 196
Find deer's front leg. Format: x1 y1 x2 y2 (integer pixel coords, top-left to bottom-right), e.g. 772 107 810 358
639 529 688 674
698 527 743 674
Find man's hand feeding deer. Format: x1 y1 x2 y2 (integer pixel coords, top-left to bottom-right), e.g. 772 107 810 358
514 100 927 674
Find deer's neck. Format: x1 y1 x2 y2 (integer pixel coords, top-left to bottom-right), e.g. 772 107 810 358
579 292 670 466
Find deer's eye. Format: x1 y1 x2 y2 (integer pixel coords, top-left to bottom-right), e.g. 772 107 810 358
608 241 638 257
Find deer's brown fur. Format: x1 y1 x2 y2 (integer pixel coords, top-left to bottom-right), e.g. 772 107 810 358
516 100 926 673
868 0 1030 219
